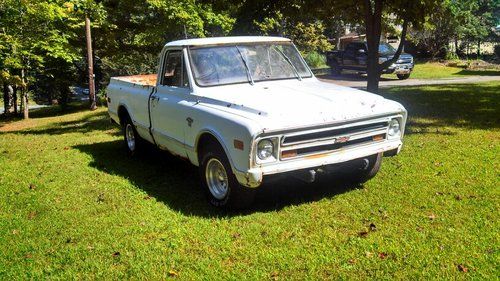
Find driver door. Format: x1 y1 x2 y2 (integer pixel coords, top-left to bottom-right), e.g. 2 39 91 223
150 49 192 156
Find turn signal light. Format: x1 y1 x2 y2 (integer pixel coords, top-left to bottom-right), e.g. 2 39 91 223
233 139 244 150
373 134 385 141
281 150 297 159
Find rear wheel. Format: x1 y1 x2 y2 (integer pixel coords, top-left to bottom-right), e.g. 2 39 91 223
397 73 410 80
199 143 255 209
122 114 144 155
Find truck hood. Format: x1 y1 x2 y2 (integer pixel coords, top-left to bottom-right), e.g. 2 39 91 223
196 78 406 132
381 52 413 61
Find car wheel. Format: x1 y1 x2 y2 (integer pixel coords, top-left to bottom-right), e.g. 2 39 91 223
351 153 383 184
122 115 143 155
200 143 255 209
397 73 410 80
330 61 342 76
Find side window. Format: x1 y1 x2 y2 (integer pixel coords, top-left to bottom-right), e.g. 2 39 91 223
162 50 189 88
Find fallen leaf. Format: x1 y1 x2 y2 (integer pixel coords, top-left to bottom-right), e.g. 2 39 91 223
87 245 94 250
457 264 468 272
232 233 241 239
416 226 424 232
25 253 33 259
27 211 37 220
97 193 105 203
435 192 444 196
29 184 36 190
348 258 356 264
12 229 19 235
168 270 178 277
455 195 462 201
112 251 120 257
63 147 69 150
428 213 436 220
143 196 152 200
365 252 373 258
358 231 368 238
378 252 388 259
369 223 377 231
270 271 279 280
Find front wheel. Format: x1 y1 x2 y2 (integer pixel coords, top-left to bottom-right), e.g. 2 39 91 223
199 144 255 209
397 73 411 80
330 61 342 76
350 153 383 184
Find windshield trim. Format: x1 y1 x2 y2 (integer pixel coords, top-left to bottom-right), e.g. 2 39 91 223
187 42 313 88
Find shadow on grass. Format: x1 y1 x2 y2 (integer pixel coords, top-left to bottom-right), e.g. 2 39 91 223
380 83 500 131
456 69 500 76
2 110 118 137
74 140 361 217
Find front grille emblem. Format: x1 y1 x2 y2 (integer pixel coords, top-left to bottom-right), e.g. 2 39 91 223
335 136 350 144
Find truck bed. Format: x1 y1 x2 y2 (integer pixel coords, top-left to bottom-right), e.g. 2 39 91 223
113 74 157 87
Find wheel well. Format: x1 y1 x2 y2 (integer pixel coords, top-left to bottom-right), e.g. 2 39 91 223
196 133 223 162
117 106 129 125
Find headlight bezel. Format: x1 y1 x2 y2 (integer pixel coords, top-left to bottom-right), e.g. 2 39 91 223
254 137 279 164
388 118 401 138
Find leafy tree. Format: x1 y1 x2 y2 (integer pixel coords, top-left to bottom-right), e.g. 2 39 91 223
0 0 80 118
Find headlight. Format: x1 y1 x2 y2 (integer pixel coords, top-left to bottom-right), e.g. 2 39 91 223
388 119 401 137
257 139 274 160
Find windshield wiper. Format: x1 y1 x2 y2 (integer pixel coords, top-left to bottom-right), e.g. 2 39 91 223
236 46 254 85
273 46 302 81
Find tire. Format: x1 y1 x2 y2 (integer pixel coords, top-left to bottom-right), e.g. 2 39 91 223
397 73 410 80
351 153 383 184
199 143 255 209
122 114 144 156
330 61 342 76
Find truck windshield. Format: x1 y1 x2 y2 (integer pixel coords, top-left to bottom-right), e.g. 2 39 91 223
188 43 312 87
379 43 397 55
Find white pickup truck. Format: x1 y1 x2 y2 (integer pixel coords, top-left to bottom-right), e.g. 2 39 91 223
107 36 407 208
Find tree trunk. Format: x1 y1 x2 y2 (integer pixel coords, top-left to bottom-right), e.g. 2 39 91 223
477 40 481 59
21 69 28 119
85 15 97 111
13 86 18 114
364 0 383 93
2 84 9 116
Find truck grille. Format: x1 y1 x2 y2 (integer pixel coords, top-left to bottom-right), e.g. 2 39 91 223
280 121 389 160
397 59 412 64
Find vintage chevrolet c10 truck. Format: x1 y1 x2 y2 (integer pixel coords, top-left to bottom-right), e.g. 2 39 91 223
106 36 407 208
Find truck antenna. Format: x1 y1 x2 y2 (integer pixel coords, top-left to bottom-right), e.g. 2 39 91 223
183 25 188 39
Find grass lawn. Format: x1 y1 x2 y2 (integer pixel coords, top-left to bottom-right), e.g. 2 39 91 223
0 82 499 279
383 61 500 80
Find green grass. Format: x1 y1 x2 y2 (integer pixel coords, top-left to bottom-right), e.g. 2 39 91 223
1 82 499 279
384 62 500 79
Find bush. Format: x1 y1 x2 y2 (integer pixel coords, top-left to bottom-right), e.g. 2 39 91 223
445 51 459 61
304 51 327 68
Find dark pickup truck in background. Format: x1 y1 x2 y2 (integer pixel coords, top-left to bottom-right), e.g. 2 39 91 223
326 41 414 80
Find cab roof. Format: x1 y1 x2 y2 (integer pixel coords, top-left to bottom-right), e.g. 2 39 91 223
165 36 291 47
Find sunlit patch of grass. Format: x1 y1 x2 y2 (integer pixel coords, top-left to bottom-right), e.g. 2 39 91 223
0 82 498 279
383 62 500 80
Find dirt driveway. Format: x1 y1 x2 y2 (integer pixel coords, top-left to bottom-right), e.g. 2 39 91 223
317 73 500 89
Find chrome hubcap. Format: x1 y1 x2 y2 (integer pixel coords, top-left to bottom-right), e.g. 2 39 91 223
125 124 136 151
206 158 229 200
